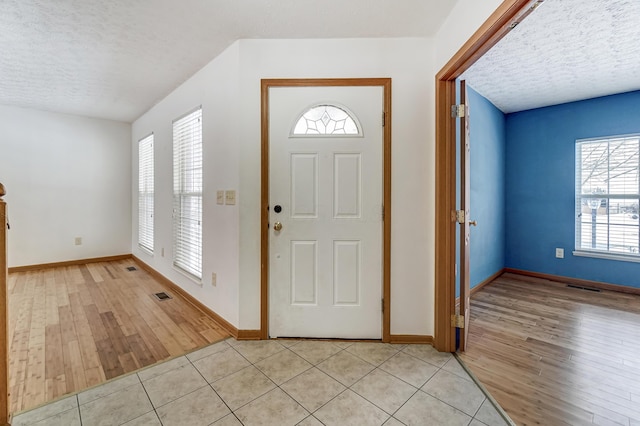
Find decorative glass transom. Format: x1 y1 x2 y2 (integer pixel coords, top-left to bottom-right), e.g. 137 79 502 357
292 104 362 136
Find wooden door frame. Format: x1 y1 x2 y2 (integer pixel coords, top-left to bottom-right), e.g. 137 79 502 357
0 184 8 425
260 78 392 341
458 80 471 351
434 0 542 352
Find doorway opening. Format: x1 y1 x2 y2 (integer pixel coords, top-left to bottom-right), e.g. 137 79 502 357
434 0 540 352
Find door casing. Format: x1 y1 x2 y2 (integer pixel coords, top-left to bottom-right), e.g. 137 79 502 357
458 80 471 351
260 78 392 341
434 0 541 352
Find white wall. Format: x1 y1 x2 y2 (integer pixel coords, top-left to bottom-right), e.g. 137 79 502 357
236 38 436 333
131 43 242 327
132 38 437 334
435 0 505 70
130 0 510 334
0 105 131 267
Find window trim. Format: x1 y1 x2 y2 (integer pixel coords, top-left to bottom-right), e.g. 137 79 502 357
172 107 203 282
138 133 154 255
290 102 364 138
575 133 640 261
573 249 640 263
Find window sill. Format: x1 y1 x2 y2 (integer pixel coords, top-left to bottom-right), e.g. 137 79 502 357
573 250 640 263
138 245 154 257
173 265 203 287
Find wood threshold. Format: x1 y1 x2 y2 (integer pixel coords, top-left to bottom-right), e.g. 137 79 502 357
260 78 392 342
8 254 132 273
434 0 536 352
504 268 640 296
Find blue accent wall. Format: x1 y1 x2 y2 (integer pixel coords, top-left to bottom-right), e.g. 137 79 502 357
468 86 506 289
505 90 640 289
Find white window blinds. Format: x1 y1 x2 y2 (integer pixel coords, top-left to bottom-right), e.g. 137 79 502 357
576 135 640 257
138 134 154 254
173 108 203 279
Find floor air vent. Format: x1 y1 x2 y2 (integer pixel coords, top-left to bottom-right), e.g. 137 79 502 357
126 266 137 272
567 284 601 292
154 292 172 301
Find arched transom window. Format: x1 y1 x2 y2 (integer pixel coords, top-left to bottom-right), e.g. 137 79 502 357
291 104 362 136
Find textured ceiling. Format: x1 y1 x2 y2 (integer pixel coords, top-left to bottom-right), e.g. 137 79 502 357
0 0 456 122
462 0 640 113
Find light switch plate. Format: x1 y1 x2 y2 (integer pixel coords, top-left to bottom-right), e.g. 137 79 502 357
216 190 224 205
225 190 236 205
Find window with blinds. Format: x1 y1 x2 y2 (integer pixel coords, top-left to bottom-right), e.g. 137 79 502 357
576 135 640 258
138 134 154 254
173 108 203 279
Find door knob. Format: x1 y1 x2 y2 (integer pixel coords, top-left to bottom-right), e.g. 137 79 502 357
273 222 283 231
469 220 477 227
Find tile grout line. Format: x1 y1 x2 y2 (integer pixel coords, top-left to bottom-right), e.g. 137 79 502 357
285 344 403 424
229 342 285 414
277 344 351 422
76 394 82 426
343 345 450 421
282 342 463 425
248 343 315 422
454 352 516 426
236 341 346 423
344 347 414 420
360 347 492 424
186 344 245 425
275 342 506 425
136 371 164 426
210 341 315 422
376 355 449 425
15 340 501 426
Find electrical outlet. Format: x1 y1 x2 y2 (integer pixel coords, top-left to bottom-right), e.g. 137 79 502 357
212 272 217 286
75 237 82 246
225 190 236 205
161 247 165 257
216 190 224 205
555 248 564 258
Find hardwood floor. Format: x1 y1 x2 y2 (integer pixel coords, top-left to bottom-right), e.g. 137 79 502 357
8 259 230 413
459 272 640 426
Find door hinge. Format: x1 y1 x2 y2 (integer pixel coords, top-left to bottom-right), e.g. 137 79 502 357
382 204 385 221
451 104 466 118
453 210 465 224
381 298 385 313
451 314 465 328
382 112 386 127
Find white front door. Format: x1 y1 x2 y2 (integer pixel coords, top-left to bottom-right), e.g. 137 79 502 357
268 85 384 339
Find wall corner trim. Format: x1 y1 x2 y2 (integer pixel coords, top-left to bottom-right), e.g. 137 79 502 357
389 334 434 345
8 254 132 273
236 330 262 340
504 268 640 296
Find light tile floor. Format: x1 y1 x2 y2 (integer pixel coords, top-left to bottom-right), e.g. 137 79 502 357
12 339 512 426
